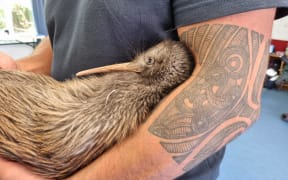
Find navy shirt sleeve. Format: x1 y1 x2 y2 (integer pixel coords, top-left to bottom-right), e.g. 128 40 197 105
173 0 288 27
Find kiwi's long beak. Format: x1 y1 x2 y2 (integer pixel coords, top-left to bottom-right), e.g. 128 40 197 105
76 62 143 77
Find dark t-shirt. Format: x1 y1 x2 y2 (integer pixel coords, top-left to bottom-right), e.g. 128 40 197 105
45 0 288 81
45 0 288 179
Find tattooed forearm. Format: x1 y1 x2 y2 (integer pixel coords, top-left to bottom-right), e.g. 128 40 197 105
149 24 269 172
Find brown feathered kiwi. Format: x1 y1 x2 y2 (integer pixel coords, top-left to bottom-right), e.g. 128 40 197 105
0 40 194 179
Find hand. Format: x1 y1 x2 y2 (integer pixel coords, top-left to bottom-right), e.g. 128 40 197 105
0 158 44 180
0 51 17 70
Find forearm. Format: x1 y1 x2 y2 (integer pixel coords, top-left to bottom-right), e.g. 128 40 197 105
69 8 275 179
16 37 53 75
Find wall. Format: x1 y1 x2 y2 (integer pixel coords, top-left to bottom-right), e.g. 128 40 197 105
271 15 288 52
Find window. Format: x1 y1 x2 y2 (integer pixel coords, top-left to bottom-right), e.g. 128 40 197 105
0 0 36 41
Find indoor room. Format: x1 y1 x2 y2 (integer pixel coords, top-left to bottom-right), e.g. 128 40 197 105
0 1 287 179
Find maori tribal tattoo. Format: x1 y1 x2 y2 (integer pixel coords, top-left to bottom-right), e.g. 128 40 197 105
149 24 270 172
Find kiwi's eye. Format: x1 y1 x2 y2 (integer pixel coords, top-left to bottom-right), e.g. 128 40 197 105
145 57 155 65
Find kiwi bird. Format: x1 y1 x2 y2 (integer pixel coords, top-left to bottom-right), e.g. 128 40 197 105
0 40 194 179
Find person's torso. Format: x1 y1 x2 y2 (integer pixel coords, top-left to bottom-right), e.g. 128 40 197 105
45 0 177 81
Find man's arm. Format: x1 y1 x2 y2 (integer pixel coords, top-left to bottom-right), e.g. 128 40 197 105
69 8 275 179
0 37 53 75
0 158 44 180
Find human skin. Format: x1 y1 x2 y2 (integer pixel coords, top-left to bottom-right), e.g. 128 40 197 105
0 53 17 70
0 8 276 180
0 37 52 75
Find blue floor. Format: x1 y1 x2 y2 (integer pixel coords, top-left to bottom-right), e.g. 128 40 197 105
218 89 288 180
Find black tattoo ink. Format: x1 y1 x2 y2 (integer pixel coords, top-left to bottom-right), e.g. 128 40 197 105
149 24 269 172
